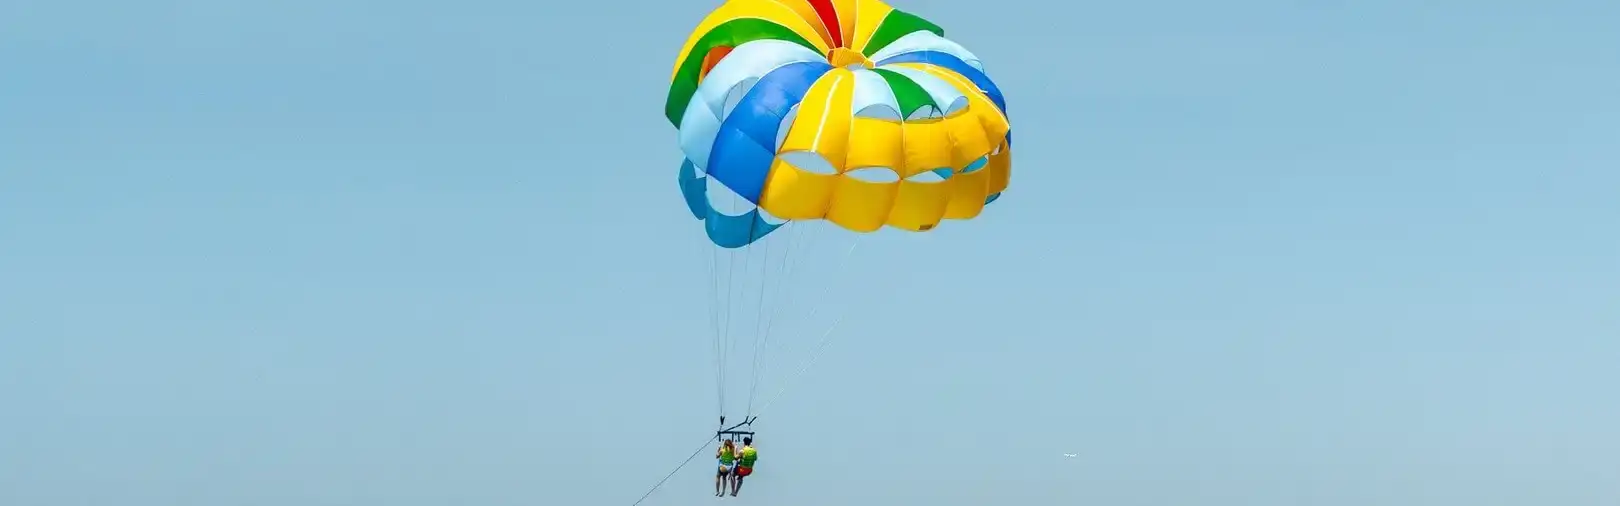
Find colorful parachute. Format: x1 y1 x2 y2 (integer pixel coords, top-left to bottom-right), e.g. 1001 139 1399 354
665 0 1012 428
670 0 1011 248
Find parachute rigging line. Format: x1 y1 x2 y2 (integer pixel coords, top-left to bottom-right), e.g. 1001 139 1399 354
702 222 724 417
741 215 773 416
755 313 843 418
741 222 815 416
746 233 859 416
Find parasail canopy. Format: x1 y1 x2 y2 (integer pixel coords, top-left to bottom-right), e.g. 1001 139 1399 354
668 0 1013 248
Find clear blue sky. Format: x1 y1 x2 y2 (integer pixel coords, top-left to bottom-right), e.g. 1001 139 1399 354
3 0 1618 505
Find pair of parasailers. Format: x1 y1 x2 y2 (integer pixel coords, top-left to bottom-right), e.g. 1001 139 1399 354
714 437 757 497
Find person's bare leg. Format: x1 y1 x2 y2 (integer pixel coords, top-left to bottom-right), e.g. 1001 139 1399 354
715 472 723 496
731 474 743 496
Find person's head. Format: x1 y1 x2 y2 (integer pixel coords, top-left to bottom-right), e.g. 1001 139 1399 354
723 440 735 450
742 437 752 446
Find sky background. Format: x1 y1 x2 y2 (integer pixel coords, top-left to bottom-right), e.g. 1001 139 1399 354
3 0 1618 505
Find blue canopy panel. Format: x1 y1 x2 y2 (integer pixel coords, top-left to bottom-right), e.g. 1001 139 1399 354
704 61 833 204
679 159 783 248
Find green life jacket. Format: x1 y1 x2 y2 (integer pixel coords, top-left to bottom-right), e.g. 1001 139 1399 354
738 446 757 466
719 447 736 465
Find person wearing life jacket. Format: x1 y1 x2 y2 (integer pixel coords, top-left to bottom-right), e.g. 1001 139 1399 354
715 439 737 496
729 437 757 497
